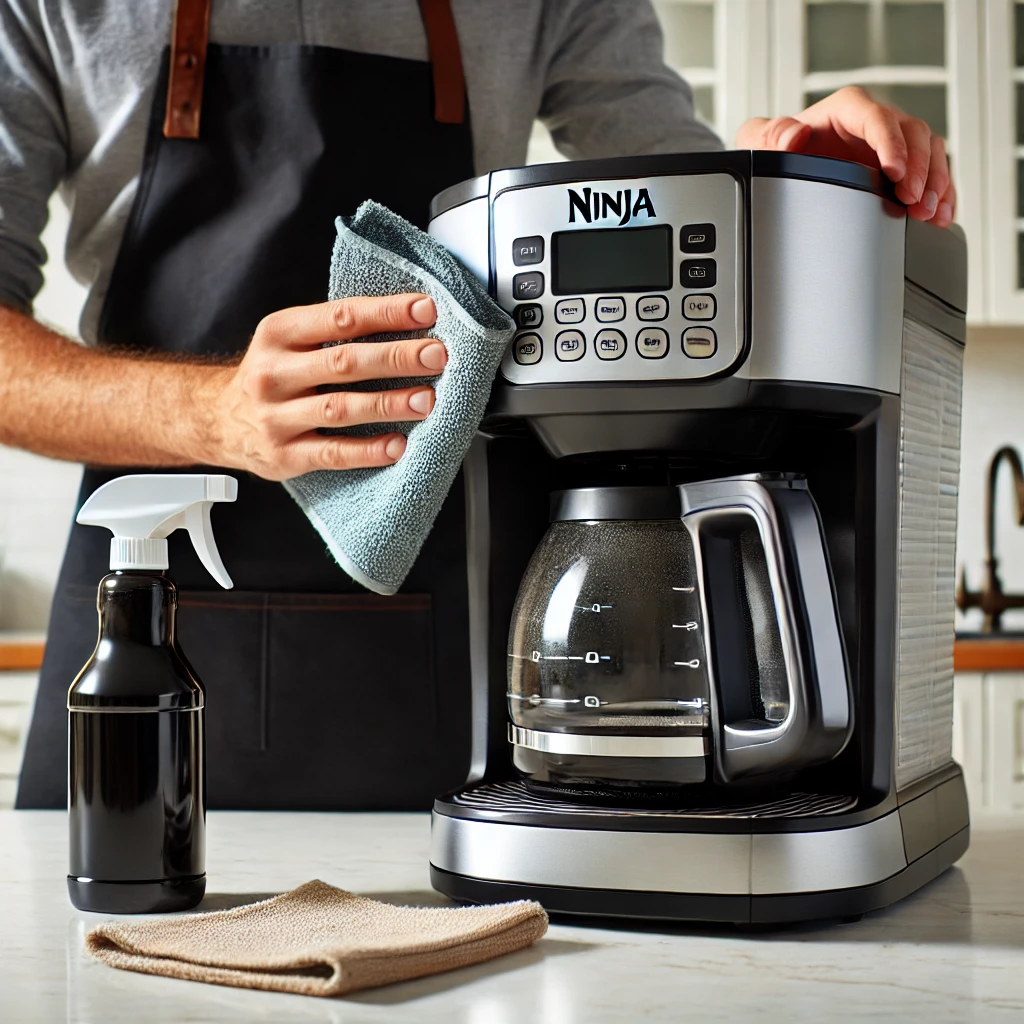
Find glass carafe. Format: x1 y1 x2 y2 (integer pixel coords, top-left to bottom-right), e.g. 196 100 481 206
508 492 712 791
506 479 855 795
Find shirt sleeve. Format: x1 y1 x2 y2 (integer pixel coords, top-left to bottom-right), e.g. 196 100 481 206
0 1 68 313
539 0 723 160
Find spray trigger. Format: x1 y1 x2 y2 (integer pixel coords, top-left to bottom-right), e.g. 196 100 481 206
185 502 233 589
76 474 238 589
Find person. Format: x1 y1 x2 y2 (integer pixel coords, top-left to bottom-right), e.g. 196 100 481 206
2 0 955 811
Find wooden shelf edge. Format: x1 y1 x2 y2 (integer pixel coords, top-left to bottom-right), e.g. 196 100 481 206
0 642 45 671
954 639 1024 672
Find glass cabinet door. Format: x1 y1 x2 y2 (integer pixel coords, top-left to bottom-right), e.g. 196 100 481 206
986 1 1024 321
774 0 983 320
653 0 719 132
527 0 767 164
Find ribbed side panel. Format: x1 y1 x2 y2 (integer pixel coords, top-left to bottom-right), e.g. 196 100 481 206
894 316 963 790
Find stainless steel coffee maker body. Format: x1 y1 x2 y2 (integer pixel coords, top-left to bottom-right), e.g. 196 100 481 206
427 151 970 924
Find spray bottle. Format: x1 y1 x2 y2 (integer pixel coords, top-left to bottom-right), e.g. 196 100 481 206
67 474 237 913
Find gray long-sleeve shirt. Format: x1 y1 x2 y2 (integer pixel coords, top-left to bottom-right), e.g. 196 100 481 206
0 0 722 343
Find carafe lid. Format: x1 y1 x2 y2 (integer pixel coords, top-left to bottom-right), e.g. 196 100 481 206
551 486 681 522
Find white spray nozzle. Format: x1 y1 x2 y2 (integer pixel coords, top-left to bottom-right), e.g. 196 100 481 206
77 474 238 589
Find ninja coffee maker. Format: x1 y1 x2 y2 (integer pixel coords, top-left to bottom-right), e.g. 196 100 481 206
427 151 969 923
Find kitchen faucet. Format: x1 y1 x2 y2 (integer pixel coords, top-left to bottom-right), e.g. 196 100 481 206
955 445 1024 631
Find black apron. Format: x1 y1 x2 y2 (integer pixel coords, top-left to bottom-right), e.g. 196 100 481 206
17 0 476 810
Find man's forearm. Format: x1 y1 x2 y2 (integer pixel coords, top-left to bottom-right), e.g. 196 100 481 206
0 306 232 466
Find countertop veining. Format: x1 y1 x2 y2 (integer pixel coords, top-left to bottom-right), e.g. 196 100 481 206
2 810 1023 1022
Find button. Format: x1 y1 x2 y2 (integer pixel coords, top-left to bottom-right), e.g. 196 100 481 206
512 235 544 266
681 259 716 288
514 303 543 329
681 223 716 253
555 298 585 324
513 271 544 300
594 328 626 360
595 296 625 322
683 294 716 320
683 327 717 358
555 330 586 361
636 295 668 321
513 332 542 365
636 327 669 359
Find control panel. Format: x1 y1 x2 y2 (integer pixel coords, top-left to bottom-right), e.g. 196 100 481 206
492 173 744 384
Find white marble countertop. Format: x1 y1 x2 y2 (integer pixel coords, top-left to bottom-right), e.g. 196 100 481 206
3 810 1023 1023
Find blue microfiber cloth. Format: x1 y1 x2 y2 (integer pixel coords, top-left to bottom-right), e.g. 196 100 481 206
283 201 514 595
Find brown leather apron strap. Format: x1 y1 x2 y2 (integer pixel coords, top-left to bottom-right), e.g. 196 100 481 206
417 0 467 124
162 0 465 139
163 0 213 139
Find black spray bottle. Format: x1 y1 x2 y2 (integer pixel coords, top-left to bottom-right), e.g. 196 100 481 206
67 474 237 913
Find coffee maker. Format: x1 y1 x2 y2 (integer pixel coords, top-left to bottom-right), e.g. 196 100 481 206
426 151 969 923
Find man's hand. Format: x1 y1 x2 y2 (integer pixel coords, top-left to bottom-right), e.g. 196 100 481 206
205 293 446 480
0 294 445 479
735 85 955 229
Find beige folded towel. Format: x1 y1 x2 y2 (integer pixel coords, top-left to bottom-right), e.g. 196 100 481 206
85 880 548 997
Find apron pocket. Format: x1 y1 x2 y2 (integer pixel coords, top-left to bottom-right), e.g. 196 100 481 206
177 591 438 810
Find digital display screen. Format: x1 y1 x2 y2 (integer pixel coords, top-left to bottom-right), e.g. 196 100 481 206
551 224 673 294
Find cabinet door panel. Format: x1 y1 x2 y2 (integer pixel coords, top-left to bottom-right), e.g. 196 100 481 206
953 673 984 809
984 673 1024 810
985 1 1024 320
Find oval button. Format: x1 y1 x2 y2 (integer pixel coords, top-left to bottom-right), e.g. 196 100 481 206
682 327 717 358
555 298 585 324
636 295 668 321
595 297 625 322
594 329 626 360
513 332 543 365
683 294 716 320
555 330 586 362
636 328 669 359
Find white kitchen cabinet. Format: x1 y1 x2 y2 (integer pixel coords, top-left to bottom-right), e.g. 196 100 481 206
983 672 1024 809
0 671 37 809
952 671 985 806
953 672 1024 812
984 1 1024 322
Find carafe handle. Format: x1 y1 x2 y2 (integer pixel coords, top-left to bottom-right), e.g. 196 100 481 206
680 476 853 783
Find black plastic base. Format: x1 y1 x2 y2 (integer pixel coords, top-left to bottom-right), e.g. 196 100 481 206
431 827 968 925
67 874 206 914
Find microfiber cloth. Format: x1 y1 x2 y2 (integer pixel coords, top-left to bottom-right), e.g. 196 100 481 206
283 201 514 595
85 880 548 997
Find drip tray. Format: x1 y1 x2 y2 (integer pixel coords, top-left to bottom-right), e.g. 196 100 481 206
446 780 857 820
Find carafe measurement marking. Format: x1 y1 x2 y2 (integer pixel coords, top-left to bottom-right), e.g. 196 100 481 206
576 604 613 613
673 659 701 669
672 621 699 630
508 694 581 705
672 586 695 593
509 651 612 662
509 695 709 711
